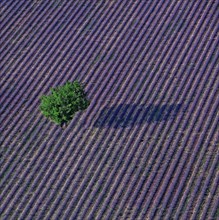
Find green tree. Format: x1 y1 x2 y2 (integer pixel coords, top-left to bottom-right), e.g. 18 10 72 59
40 80 90 127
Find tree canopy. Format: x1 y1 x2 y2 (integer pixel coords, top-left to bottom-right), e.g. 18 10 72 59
40 80 90 126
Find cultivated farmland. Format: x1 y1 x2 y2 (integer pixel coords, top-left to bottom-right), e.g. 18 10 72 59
0 0 219 219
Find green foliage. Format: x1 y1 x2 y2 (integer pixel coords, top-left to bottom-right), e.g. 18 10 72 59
40 80 90 125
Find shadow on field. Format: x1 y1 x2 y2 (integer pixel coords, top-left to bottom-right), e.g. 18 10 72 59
94 103 183 128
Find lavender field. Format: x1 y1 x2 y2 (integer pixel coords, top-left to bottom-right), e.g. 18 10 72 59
0 0 219 219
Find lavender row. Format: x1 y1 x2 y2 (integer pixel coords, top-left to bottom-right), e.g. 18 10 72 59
0 0 92 102
163 74 219 219
153 34 218 218
3 0 137 215
3 5 144 214
114 0 209 217
40 3 169 215
178 74 219 219
0 0 94 160
165 42 219 219
0 0 116 93
51 0 181 218
0 1 55 67
157 78 219 220
151 76 219 220
97 2 204 219
0 40 100 215
1 0 218 218
89 0 197 217
0 0 121 134
0 0 29 44
0 0 84 105
45 1 175 215
0 0 79 61
22 1 147 217
203 169 219 220
143 6 219 218
165 88 218 219
190 136 219 220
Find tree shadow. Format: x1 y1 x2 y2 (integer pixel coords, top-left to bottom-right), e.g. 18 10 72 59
94 103 183 128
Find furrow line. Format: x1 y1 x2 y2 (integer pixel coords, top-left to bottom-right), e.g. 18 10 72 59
190 136 219 220
126 6 219 218
165 57 218 217
0 0 83 107
0 0 94 164
144 5 219 218
0 0 30 43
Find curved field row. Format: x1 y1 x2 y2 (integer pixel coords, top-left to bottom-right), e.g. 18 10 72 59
0 0 139 196
113 0 217 218
26 2 167 218
0 0 91 113
1 0 147 217
88 0 201 217
47 1 187 219
1 0 218 219
0 0 99 173
142 10 219 220
69 0 218 218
